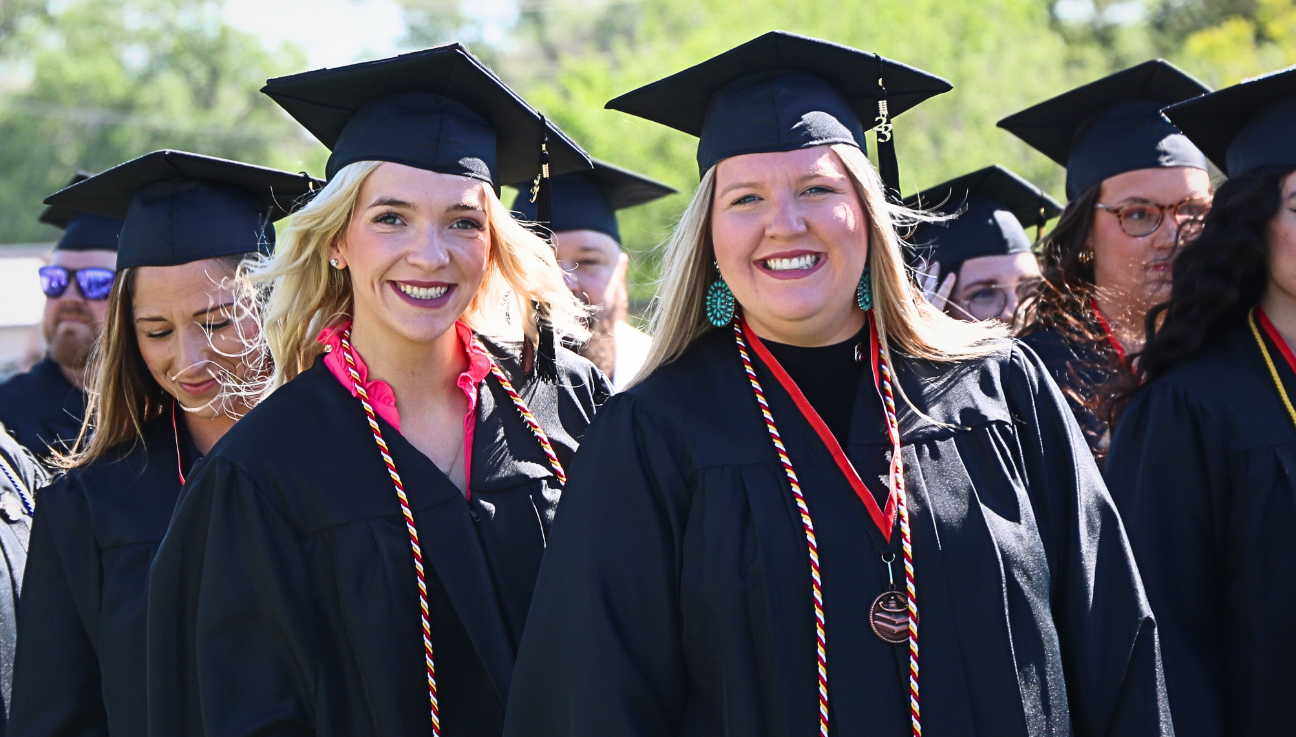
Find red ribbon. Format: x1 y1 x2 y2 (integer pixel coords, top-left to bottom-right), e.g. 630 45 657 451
741 318 897 543
1090 297 1132 373
1257 307 1296 377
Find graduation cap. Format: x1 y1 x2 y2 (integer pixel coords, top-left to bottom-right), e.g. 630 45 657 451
261 43 591 226
1162 66 1296 178
605 31 952 201
906 165 1062 277
38 172 125 252
510 159 676 243
998 60 1210 199
43 150 322 271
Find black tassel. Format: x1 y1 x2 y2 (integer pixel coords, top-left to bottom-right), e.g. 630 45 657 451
532 115 554 243
873 59 902 206
535 304 559 384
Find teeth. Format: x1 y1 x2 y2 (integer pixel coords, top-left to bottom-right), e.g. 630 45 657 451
764 254 820 272
398 283 449 300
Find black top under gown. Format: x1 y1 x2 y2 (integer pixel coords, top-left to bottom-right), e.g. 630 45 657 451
1019 327 1124 464
8 411 196 737
0 358 86 458
147 339 610 737
1105 319 1296 737
504 326 1172 737
0 426 43 737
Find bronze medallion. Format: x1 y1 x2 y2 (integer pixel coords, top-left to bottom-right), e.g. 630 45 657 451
870 590 916 645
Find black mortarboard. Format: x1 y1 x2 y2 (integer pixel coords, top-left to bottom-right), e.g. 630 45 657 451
39 172 125 252
261 43 590 196
998 60 1210 199
605 31 951 201
510 159 676 243
906 165 1062 277
43 150 322 271
1162 66 1296 178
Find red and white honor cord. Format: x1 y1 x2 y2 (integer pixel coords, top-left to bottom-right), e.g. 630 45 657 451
340 327 566 736
733 317 920 737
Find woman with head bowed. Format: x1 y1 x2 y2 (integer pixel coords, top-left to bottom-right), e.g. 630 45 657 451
8 151 317 737
1003 61 1214 464
1104 67 1296 737
145 46 610 737
503 31 1171 737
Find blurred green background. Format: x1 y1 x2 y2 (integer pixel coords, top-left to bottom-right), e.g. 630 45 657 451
0 0 1293 305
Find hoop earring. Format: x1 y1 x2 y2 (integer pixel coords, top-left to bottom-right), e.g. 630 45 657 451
856 265 873 311
705 262 736 327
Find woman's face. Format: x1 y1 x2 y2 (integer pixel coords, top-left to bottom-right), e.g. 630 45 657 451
711 146 869 345
133 258 258 420
1090 166 1213 307
948 251 1042 324
332 162 491 345
1265 171 1296 304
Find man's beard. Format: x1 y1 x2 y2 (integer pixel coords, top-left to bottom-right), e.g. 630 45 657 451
578 300 620 380
44 304 97 371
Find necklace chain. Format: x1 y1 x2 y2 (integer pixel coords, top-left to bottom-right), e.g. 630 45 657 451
732 317 919 737
340 327 566 736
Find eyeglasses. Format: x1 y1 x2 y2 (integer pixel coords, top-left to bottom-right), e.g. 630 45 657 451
1095 197 1212 238
952 278 1042 322
38 266 116 301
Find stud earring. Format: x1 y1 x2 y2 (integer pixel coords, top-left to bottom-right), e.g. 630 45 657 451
856 265 873 311
329 258 340 268
705 261 736 327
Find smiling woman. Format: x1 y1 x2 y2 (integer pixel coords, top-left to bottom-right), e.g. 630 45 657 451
145 44 611 737
505 32 1173 737
8 150 319 737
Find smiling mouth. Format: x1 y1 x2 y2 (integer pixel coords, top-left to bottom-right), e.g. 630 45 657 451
397 283 450 300
762 254 822 272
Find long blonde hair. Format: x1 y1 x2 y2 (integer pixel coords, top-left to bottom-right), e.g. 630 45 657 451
638 144 1006 384
247 160 589 394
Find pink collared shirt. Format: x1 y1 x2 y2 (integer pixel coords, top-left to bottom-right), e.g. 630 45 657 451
319 320 493 495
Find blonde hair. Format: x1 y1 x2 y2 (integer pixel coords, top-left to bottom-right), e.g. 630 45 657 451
637 143 1006 385
247 160 588 394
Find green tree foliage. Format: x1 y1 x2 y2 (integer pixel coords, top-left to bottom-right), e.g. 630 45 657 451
0 0 325 244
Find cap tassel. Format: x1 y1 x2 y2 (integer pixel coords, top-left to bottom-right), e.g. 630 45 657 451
530 116 554 242
872 63 902 207
534 302 559 384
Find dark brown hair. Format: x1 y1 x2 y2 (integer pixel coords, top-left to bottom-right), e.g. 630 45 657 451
1118 164 1296 409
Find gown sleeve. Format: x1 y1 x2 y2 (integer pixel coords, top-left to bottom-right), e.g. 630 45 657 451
146 458 316 737
1104 383 1226 737
1007 344 1173 737
9 477 108 737
502 394 689 737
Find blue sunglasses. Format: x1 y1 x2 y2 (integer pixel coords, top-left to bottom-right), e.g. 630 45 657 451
39 266 116 301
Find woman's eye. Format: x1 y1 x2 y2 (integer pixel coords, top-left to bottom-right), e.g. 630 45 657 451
146 329 173 340
203 319 232 333
730 194 759 206
375 211 403 226
802 186 834 196
450 218 483 231
1124 206 1155 222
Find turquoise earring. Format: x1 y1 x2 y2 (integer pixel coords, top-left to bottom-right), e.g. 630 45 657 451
706 263 736 327
857 266 873 311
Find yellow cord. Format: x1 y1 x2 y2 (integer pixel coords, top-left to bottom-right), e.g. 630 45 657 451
1248 308 1296 429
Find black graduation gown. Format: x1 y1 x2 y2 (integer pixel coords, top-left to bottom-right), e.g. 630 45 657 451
0 358 86 458
1105 320 1296 737
8 412 192 737
147 340 610 737
0 426 42 737
503 327 1171 737
1019 327 1123 463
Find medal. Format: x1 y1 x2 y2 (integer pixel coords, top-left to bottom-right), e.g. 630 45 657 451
870 553 918 645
